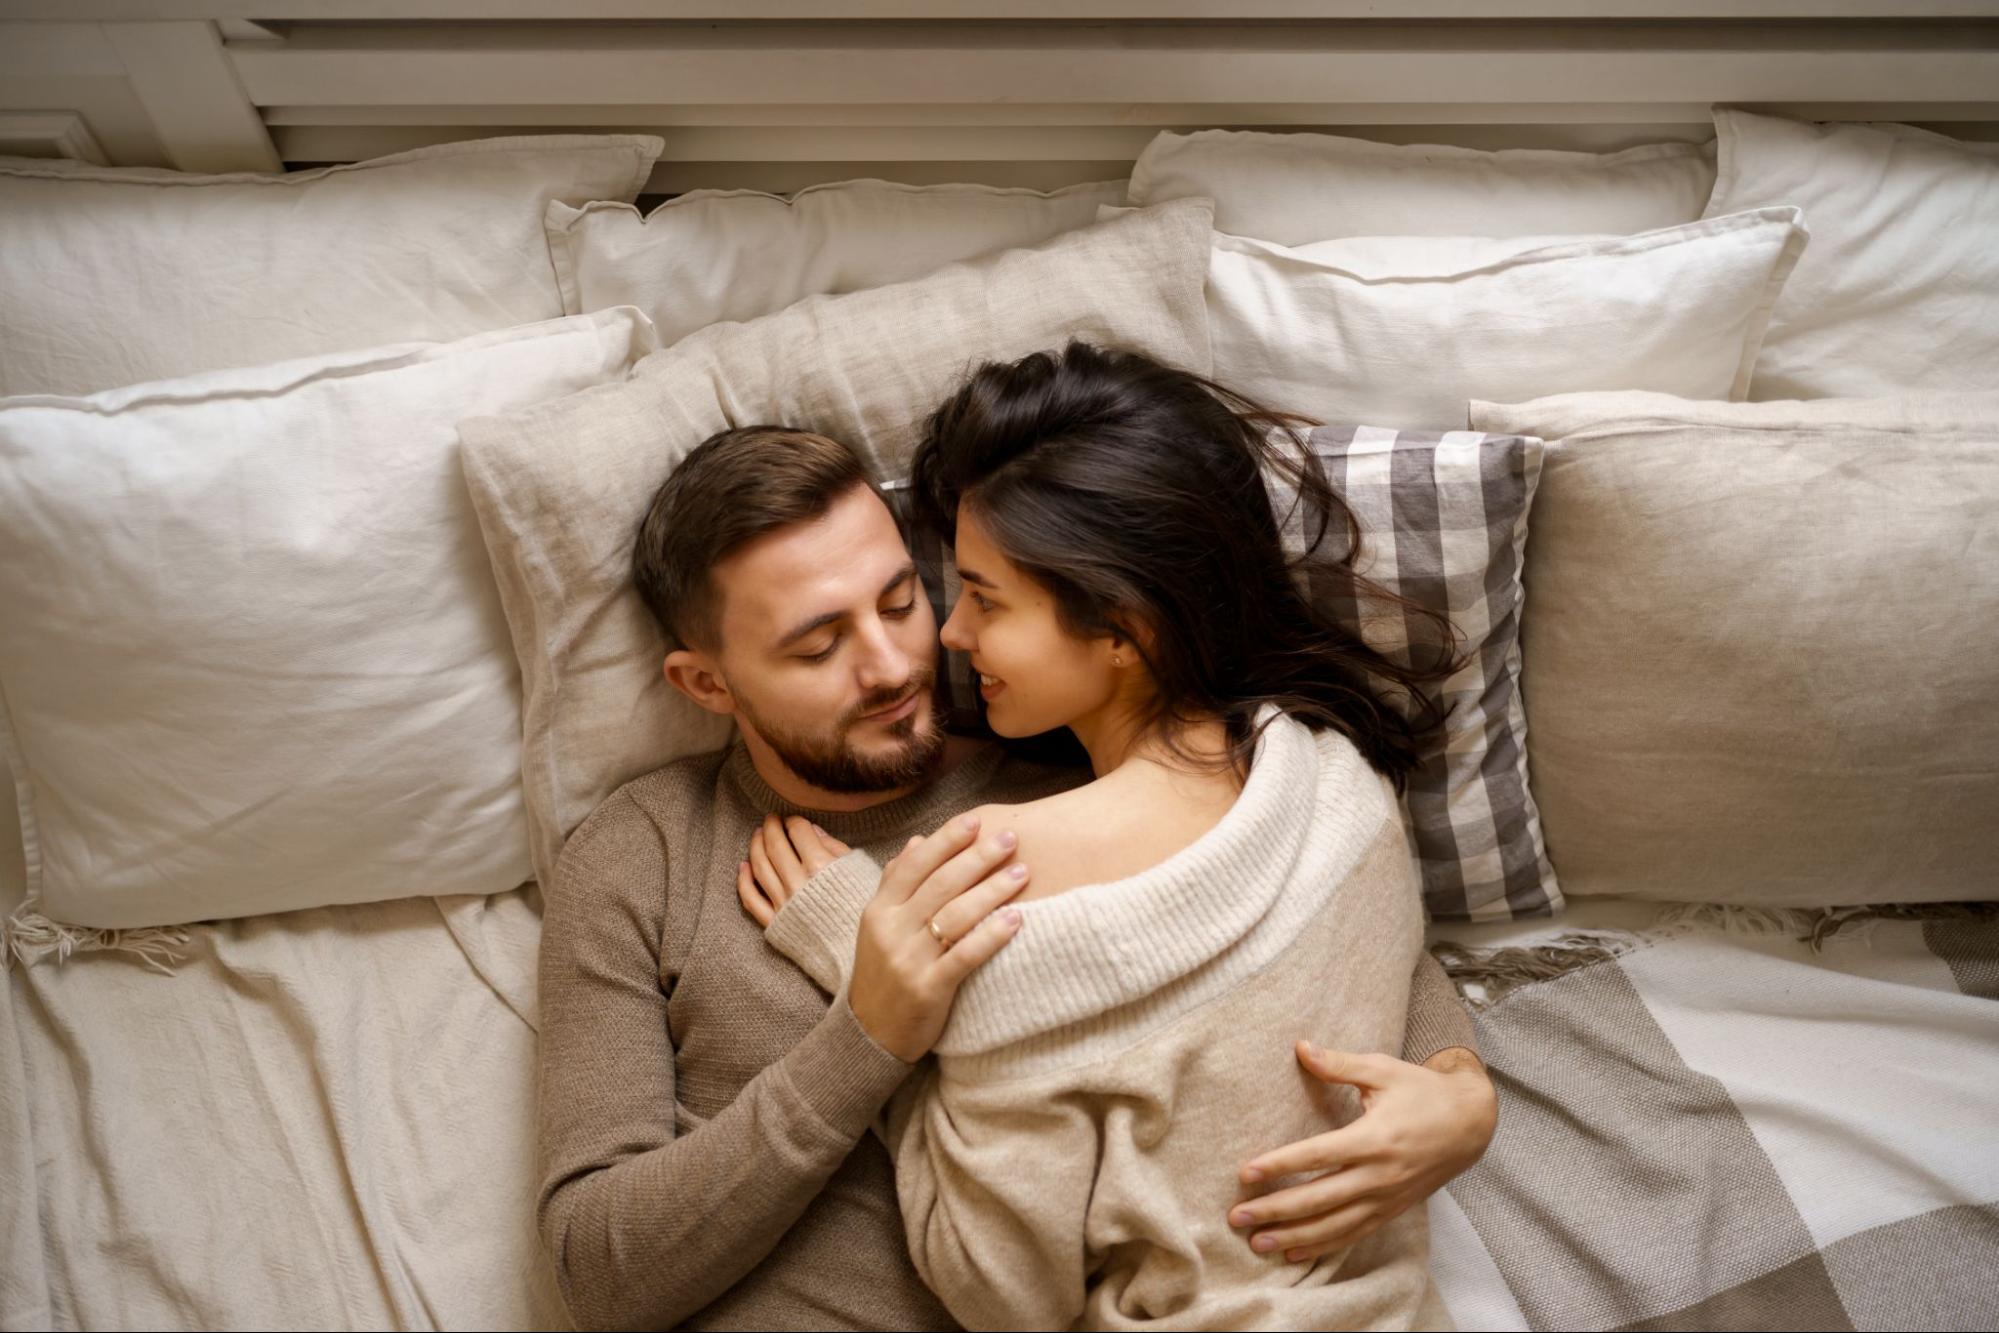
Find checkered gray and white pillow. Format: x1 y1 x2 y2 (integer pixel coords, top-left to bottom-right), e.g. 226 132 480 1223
1293 425 1561 923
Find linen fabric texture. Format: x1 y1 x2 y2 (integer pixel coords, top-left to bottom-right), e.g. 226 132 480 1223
547 176 1127 345
0 307 658 930
1469 389 1999 907
1128 128 1717 246
1704 109 1999 399
0 135 661 397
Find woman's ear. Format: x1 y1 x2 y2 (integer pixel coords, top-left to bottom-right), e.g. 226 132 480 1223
1107 616 1159 665
663 648 736 716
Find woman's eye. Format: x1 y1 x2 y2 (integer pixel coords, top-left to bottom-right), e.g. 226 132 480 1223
969 591 994 612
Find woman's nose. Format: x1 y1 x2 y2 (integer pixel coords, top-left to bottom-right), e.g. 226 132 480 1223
939 598 973 651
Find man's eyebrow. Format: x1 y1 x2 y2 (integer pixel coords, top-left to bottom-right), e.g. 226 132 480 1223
773 563 918 651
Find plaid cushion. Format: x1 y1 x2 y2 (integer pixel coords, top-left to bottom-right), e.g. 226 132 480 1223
1294 425 1561 922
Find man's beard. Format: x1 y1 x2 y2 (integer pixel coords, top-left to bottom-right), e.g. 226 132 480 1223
734 665 945 795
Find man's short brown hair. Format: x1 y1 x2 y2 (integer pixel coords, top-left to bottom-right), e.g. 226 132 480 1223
633 426 873 651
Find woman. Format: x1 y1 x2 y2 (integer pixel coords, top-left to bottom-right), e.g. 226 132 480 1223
746 342 1464 1331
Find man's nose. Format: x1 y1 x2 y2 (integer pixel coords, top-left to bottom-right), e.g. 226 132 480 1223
854 616 912 688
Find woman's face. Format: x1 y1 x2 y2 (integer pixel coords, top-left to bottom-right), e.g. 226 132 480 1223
939 503 1121 739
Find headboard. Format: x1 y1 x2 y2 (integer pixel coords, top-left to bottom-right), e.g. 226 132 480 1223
2 2 1997 190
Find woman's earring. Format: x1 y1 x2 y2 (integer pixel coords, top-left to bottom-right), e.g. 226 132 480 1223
1112 652 1125 668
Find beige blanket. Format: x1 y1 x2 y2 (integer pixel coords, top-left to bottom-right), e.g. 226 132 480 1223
1 879 563 1332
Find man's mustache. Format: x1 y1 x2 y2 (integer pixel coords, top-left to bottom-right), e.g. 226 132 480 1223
845 668 935 725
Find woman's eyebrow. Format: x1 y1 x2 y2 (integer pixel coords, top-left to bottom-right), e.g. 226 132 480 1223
956 567 997 589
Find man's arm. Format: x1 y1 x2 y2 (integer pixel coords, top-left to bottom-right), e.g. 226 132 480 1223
1226 950 1497 1264
1401 949 1479 1066
535 803 911 1332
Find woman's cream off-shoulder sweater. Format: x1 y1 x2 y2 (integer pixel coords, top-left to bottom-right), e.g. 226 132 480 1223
766 711 1452 1332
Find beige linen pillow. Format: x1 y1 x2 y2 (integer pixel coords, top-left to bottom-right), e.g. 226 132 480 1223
1129 129 1717 245
1469 390 1999 906
0 135 661 397
458 199 1216 883
546 177 1128 344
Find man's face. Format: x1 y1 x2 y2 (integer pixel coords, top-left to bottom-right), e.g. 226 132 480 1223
703 484 944 794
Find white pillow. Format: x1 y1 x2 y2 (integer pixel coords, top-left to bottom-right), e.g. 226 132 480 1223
1129 129 1717 246
1130 207 1807 429
1704 109 1999 399
0 135 661 397
0 307 657 932
545 177 1128 345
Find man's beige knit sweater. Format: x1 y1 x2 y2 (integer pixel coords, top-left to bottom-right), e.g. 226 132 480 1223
536 731 1473 1331
765 713 1453 1332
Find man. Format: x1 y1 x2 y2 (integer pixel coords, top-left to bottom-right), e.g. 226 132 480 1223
536 426 1497 1331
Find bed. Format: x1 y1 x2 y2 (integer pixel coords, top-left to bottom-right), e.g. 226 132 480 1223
3 5 1997 1332
8 883 1995 1331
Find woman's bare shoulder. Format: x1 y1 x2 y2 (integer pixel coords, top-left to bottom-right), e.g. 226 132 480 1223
962 783 1143 897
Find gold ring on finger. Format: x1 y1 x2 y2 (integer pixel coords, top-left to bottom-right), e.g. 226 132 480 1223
927 917 951 947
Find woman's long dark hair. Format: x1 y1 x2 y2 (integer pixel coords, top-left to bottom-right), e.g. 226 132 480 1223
910 341 1466 794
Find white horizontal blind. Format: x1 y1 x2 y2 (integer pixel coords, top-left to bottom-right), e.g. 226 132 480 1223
1 4 1995 187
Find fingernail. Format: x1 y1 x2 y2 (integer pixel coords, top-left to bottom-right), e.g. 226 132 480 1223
996 830 1016 850
813 823 828 837
1252 1235 1277 1253
1002 907 1022 927
1230 1209 1254 1227
1301 1041 1323 1061
1008 863 1028 879
962 813 980 831
1241 1166 1264 1184
1286 1249 1309 1264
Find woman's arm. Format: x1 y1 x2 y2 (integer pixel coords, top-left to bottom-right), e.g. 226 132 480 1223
886 1067 1095 1332
752 814 1028 1001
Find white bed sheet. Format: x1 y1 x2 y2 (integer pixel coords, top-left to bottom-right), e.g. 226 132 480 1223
1 883 562 1332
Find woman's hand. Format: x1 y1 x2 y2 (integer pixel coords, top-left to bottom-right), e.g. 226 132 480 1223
1227 1043 1498 1263
738 814 853 927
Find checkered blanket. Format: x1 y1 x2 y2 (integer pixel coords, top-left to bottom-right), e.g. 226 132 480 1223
1427 912 1999 1331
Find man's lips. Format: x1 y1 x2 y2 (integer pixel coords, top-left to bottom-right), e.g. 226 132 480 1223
860 690 920 722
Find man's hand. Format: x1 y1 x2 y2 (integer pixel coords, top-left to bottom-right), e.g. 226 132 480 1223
1227 1043 1498 1263
796 812 1030 1064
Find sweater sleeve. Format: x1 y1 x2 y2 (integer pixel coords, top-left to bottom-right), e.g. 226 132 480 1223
1400 950 1477 1066
535 805 913 1332
886 1069 1095 1332
763 848 882 995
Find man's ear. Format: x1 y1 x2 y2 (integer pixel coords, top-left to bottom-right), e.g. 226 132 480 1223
663 648 736 716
